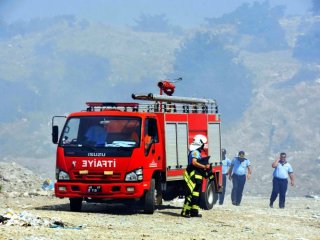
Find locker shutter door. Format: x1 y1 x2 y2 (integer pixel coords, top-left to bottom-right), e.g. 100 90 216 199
165 123 177 168
177 123 188 168
208 123 221 164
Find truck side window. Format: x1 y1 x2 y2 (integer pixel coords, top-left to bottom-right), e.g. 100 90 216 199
144 118 158 155
61 118 80 145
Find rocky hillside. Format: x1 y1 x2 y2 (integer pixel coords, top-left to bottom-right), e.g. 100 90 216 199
0 161 53 198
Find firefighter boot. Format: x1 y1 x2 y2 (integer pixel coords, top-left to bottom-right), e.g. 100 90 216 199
181 205 191 218
181 196 191 218
180 210 191 218
190 209 202 218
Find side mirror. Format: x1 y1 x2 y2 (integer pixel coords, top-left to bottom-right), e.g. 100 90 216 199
52 125 59 144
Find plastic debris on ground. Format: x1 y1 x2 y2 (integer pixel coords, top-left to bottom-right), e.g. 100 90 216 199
0 209 83 229
41 179 54 191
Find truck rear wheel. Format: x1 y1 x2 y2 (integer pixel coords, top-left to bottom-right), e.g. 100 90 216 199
69 198 83 212
200 180 218 210
143 179 155 214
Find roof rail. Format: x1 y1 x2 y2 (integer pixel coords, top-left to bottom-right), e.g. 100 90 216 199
85 102 139 112
132 93 216 104
132 93 218 113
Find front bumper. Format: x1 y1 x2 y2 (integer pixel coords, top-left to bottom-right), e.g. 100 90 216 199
55 181 148 199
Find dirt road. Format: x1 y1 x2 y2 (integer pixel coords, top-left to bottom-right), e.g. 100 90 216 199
0 195 319 240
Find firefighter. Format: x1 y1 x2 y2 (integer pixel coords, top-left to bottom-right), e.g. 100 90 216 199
181 135 210 218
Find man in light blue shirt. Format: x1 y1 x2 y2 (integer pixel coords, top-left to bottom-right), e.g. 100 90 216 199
228 151 252 206
269 152 295 209
219 148 231 205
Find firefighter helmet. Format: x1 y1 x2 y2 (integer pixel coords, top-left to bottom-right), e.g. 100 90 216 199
189 134 207 151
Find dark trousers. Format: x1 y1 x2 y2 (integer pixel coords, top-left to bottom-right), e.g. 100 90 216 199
219 174 227 204
270 177 288 208
231 174 246 205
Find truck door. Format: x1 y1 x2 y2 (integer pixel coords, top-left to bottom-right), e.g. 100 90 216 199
144 118 161 168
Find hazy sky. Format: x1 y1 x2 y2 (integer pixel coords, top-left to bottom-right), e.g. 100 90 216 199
0 0 312 27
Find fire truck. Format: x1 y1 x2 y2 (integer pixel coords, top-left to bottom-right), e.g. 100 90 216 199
51 80 222 214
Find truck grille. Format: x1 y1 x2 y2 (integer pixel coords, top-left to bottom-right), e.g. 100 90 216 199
73 171 122 181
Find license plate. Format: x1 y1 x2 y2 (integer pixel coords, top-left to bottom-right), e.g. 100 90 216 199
88 186 102 193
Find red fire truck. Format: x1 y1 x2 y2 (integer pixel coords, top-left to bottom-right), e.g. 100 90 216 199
52 81 222 213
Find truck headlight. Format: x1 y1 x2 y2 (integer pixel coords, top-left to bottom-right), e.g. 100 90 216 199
125 168 143 182
57 170 70 180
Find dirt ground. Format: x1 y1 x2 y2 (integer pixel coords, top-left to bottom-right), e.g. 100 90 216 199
0 194 319 240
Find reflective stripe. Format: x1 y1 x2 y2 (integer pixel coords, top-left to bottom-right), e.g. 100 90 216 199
192 191 200 197
182 204 191 212
184 170 196 192
184 171 195 189
182 195 192 215
191 205 200 210
195 174 202 180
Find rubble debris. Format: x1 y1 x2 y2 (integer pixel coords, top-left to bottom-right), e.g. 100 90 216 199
0 209 83 230
41 179 54 191
0 162 44 194
305 195 320 200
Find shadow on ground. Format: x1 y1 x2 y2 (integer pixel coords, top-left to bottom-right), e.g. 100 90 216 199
35 202 182 216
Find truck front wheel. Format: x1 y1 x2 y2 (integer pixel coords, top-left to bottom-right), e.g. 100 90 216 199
200 180 218 210
143 179 155 214
69 197 83 212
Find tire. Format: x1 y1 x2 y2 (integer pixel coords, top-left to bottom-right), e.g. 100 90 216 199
143 179 155 214
69 198 83 212
200 180 218 210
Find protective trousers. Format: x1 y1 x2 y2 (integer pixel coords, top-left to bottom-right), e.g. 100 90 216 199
181 166 203 217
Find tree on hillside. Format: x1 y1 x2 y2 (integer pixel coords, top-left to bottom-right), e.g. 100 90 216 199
0 15 80 39
172 32 252 124
132 14 182 33
205 1 287 52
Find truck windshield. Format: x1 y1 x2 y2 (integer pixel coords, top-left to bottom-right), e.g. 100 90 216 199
60 116 141 148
